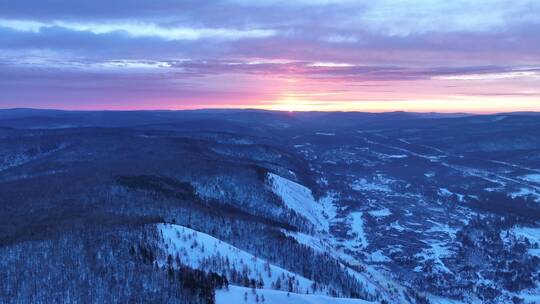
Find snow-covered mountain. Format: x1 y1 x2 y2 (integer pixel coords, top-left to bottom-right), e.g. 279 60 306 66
1 109 540 303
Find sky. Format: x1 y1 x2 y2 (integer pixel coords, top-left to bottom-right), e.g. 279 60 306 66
0 0 539 113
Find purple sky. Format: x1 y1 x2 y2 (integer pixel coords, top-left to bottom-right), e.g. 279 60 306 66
0 0 539 112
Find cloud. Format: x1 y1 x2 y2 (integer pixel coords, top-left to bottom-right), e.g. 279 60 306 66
0 19 277 41
323 35 359 44
433 70 540 81
353 0 540 36
5 53 537 84
1 0 539 110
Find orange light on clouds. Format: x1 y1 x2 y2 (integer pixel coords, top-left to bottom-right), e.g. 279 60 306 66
242 72 540 113
255 96 540 114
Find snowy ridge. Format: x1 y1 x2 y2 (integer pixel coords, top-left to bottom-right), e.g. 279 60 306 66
156 223 319 294
157 223 385 302
216 285 374 304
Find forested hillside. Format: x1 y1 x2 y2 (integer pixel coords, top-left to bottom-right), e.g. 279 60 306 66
1 109 539 303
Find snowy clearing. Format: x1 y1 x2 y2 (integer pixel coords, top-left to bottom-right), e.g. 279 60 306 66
347 212 368 248
216 285 374 304
502 226 540 246
157 223 317 293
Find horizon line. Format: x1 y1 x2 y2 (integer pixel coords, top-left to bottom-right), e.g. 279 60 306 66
2 107 537 116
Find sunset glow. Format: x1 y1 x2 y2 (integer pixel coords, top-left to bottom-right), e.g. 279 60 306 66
0 1 539 112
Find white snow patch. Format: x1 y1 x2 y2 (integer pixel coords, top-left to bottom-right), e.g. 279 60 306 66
387 154 408 159
318 177 329 186
438 188 453 196
347 212 368 249
510 188 540 202
351 174 396 193
281 230 327 253
521 174 540 183
369 250 391 263
518 288 540 304
352 178 391 193
414 241 453 274
288 170 297 178
315 132 336 136
438 188 464 201
528 249 540 257
387 245 404 254
389 221 406 232
426 222 458 237
368 208 391 218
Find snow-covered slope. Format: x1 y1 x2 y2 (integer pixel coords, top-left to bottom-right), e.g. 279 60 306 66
268 172 335 231
267 174 408 303
157 223 318 294
216 285 374 304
